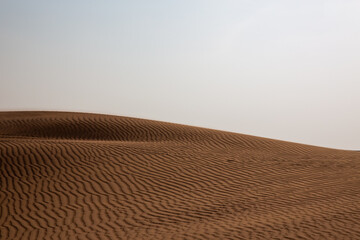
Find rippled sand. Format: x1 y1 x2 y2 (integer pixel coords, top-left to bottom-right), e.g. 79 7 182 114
1 111 360 239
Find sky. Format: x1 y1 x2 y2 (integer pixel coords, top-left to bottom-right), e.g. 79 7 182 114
0 0 359 150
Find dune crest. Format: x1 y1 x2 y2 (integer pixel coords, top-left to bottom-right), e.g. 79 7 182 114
1 111 360 239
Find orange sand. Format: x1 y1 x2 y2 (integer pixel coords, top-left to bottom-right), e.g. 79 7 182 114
1 111 360 239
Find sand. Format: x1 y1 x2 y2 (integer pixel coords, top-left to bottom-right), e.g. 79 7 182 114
1 111 360 239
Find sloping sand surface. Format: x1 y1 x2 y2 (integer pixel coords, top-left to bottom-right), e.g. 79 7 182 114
1 111 360 239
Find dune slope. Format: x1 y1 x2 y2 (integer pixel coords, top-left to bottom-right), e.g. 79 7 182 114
1 111 360 239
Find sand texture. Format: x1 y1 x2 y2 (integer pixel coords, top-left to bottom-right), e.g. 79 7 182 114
1 111 360 239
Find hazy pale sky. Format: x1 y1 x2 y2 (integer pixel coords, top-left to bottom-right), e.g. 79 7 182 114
1 0 359 150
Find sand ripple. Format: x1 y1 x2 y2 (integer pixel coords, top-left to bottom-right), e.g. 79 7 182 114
1 111 360 239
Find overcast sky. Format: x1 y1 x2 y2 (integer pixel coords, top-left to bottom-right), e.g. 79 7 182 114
1 0 359 150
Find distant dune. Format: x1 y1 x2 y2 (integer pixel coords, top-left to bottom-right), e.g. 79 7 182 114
1 111 360 239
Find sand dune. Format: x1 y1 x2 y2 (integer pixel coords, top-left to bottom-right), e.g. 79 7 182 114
1 111 360 239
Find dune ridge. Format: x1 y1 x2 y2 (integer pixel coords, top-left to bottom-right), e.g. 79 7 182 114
1 111 360 239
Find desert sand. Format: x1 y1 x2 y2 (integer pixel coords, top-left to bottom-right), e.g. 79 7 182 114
1 111 360 239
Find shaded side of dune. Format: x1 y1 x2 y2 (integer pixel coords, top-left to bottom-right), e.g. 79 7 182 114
1 111 360 239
